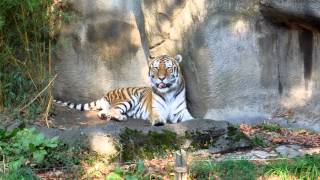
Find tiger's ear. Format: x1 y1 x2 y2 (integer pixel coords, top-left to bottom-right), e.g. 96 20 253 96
175 54 183 63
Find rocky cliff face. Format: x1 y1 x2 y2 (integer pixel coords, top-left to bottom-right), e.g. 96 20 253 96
53 0 320 131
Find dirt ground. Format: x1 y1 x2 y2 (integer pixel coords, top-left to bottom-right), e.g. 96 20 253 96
51 105 151 129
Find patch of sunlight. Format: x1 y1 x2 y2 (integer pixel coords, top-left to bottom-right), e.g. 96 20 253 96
281 82 313 109
233 19 249 35
90 134 118 156
171 0 207 39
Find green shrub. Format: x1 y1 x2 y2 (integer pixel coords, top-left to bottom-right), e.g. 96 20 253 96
0 0 75 121
0 127 58 178
106 161 149 180
189 160 216 179
0 127 81 178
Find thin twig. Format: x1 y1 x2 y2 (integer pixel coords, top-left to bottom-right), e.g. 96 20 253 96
19 74 57 112
2 153 6 173
44 95 53 128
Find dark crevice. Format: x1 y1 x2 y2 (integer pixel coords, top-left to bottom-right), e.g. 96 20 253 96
132 0 151 60
149 39 166 50
299 30 313 84
277 63 283 95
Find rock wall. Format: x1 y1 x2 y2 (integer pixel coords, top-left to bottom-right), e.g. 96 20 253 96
53 0 150 101
54 0 320 131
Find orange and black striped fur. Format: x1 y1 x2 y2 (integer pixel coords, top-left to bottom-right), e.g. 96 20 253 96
54 54 193 126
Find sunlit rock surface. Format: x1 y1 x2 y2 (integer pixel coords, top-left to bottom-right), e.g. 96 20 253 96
38 119 251 156
53 0 150 102
53 0 320 131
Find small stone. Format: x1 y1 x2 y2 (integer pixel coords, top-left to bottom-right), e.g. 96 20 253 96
208 135 251 154
275 145 302 158
250 150 271 159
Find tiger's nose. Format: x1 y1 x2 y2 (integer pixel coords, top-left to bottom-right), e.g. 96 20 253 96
158 75 165 80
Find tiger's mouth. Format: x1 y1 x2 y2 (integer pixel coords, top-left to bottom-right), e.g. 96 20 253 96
157 82 172 89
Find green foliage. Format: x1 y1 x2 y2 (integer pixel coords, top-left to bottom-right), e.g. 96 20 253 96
0 0 51 115
190 159 256 180
260 123 282 132
190 154 320 180
0 127 81 178
227 126 249 142
0 127 58 178
106 161 152 180
217 160 257 180
106 167 124 180
119 128 181 161
39 143 81 169
264 160 291 180
0 0 75 120
264 154 320 180
189 160 216 179
251 135 267 147
185 129 218 149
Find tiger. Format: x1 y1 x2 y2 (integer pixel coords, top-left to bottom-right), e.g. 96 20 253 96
54 54 193 126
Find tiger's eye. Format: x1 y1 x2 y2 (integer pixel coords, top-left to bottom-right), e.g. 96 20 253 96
168 68 173 72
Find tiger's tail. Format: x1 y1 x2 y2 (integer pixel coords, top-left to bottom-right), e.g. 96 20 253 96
53 98 108 111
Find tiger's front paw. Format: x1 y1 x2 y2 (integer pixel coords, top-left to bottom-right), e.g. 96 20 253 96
114 113 127 121
152 121 165 126
98 110 112 121
97 109 127 121
150 112 166 126
150 115 166 126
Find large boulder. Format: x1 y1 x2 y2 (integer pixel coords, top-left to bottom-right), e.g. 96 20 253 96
53 0 150 101
37 119 251 160
141 0 320 132
53 0 320 132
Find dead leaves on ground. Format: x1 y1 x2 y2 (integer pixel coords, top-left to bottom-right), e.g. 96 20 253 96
239 124 320 147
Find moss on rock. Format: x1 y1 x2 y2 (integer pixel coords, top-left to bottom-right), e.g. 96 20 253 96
119 128 183 161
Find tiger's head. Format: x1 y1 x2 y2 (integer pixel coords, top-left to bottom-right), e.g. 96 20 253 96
148 54 184 94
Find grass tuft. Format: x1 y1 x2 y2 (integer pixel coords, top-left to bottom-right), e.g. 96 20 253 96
264 154 320 180
190 154 320 180
260 123 282 132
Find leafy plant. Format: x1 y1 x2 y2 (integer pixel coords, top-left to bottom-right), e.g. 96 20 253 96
260 123 282 132
106 167 123 180
106 161 146 180
0 127 70 178
189 160 216 179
